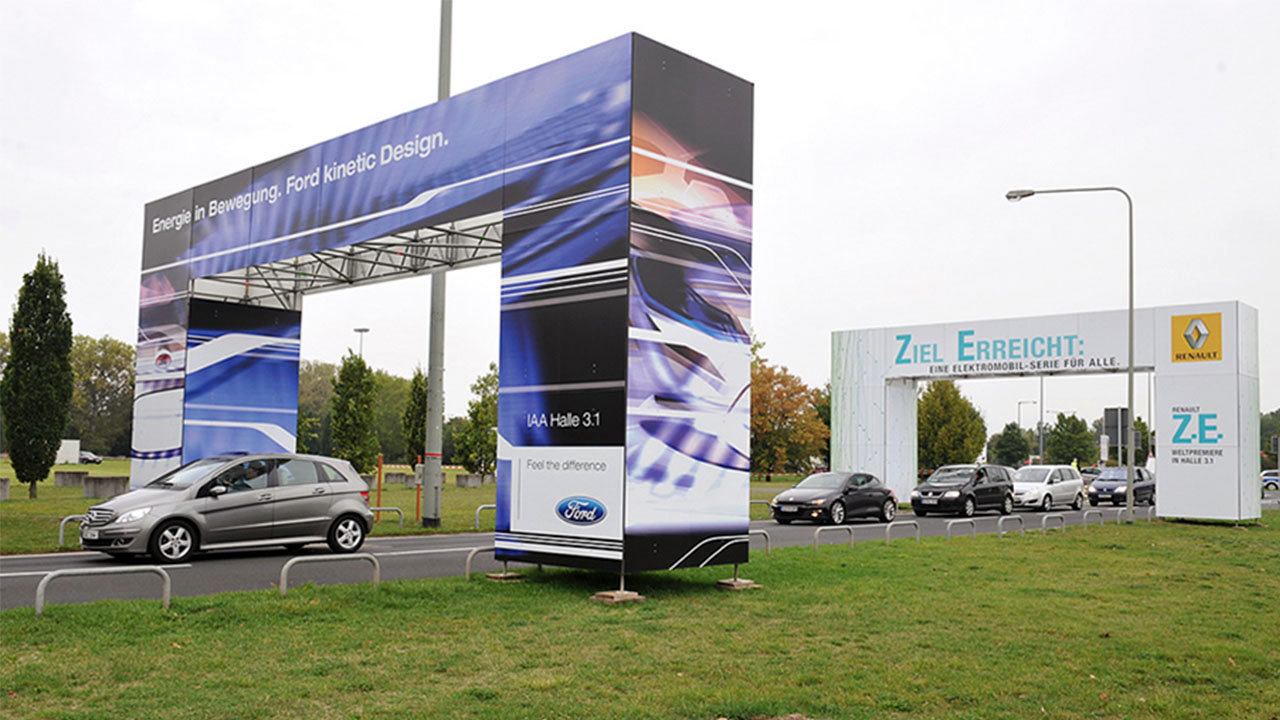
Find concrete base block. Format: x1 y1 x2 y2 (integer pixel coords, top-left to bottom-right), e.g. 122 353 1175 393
716 578 761 591
83 476 130 499
591 590 646 605
54 470 88 487
485 572 524 583
456 474 483 488
0 477 9 501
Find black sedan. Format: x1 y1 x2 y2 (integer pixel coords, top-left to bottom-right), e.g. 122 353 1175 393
770 472 898 525
910 464 1015 517
1088 467 1155 506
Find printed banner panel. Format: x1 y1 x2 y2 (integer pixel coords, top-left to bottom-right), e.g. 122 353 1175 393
140 34 632 282
624 35 753 571
182 299 301 463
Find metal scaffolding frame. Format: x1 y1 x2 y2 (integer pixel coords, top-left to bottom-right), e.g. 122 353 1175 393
188 212 504 310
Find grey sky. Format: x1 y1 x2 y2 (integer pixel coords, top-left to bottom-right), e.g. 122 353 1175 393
2 0 1276 441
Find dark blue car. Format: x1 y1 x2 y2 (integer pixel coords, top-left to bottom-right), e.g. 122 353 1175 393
1088 467 1155 506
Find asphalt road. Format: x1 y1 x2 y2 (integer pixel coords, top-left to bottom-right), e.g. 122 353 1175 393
3 494 1273 612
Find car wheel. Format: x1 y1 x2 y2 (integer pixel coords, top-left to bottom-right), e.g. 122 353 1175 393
1265 482 1279 491
148 520 196 563
1072 494 1084 511
1000 495 1013 515
879 499 897 523
327 515 366 553
829 501 846 525
1041 495 1052 513
961 497 976 518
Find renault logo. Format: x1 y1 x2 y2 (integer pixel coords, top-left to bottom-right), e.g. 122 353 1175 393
1183 318 1210 350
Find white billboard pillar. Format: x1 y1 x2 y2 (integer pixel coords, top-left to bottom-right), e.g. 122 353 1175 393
1155 302 1260 521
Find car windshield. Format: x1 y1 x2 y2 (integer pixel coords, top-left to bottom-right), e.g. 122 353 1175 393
145 458 228 489
794 473 847 490
1015 468 1052 484
927 467 974 484
1097 468 1130 481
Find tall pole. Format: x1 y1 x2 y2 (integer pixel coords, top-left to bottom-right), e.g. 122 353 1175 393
422 0 452 527
354 327 369 358
1038 376 1045 460
1006 186 1135 522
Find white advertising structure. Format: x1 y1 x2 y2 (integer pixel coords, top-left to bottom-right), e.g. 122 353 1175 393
832 301 1260 522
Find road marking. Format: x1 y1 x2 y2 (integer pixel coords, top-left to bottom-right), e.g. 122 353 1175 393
373 547 480 557
0 563 191 578
0 550 97 561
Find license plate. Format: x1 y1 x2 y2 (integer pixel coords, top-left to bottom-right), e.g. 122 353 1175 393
921 498 938 505
1096 494 1111 500
780 505 797 513
83 529 99 540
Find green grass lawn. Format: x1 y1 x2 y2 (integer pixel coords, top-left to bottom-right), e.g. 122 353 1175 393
0 465 788 554
2 514 1277 719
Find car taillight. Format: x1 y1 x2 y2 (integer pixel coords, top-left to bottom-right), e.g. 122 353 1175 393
360 490 370 504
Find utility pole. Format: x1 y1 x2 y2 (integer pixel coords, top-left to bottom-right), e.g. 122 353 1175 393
420 0 452 527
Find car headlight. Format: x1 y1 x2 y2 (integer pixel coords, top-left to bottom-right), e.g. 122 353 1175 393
910 490 920 498
1088 487 1097 493
943 490 960 499
113 507 152 524
1116 485 1127 493
811 498 826 505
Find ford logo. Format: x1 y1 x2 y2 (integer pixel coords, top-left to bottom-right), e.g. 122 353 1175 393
556 496 606 526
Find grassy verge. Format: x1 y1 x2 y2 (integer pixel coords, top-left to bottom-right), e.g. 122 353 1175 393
3 514 1278 719
2 463 785 553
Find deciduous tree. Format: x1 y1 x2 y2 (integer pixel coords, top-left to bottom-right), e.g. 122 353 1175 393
65 334 134 455
455 363 498 476
1045 413 1098 466
991 422 1031 467
402 367 427 465
750 344 827 474
917 380 985 471
1 254 74 498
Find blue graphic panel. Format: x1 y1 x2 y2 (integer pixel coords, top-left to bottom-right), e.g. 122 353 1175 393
182 299 301 463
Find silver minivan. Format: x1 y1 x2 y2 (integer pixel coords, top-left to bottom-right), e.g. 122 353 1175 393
1012 464 1086 511
80 454 374 563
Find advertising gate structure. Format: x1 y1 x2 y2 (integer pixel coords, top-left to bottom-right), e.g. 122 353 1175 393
832 301 1260 522
132 34 752 574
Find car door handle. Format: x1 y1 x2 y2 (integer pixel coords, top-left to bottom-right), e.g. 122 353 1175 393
258 493 273 502
311 487 327 495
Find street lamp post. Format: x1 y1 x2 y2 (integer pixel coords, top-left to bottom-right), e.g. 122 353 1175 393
353 327 370 358
1006 186 1136 523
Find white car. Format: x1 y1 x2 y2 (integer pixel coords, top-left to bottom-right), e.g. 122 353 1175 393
1263 470 1279 492
1013 465 1085 511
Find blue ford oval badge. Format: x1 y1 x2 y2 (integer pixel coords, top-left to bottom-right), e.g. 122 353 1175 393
556 496 606 526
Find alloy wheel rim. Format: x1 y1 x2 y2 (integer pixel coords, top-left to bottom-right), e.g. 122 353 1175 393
885 501 896 521
160 526 190 559
336 519 362 549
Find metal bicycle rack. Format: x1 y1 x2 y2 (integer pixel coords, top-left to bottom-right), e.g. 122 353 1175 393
1041 513 1067 533
884 520 921 546
749 529 772 555
812 525 854 550
36 566 171 617
58 514 84 546
473 504 496 529
946 518 977 541
368 506 404 529
997 515 1025 537
279 554 381 596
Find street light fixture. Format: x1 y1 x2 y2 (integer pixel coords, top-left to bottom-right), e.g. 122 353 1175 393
353 327 370 358
1006 185 1136 523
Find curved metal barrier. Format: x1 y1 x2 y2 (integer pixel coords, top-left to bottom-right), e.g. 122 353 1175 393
750 500 772 517
946 518 977 541
279 553 380 596
1041 513 1066 534
812 525 853 550
997 515 1025 538
884 520 920 546
58 514 84 546
1081 509 1103 528
36 566 171 617
465 546 495 580
1145 505 1158 522
749 529 772 555
473 504 497 529
368 506 404 529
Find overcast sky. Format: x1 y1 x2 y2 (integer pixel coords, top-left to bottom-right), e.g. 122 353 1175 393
2 0 1276 442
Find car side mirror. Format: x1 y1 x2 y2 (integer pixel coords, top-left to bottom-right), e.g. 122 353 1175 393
208 485 228 498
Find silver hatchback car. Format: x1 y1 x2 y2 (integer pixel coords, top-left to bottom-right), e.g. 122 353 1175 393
80 453 374 563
